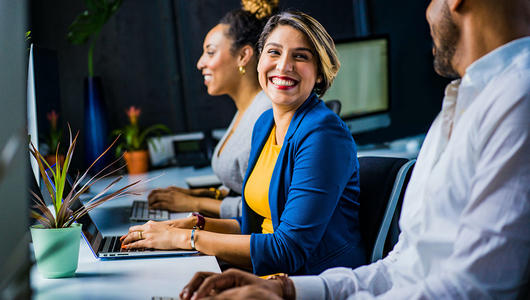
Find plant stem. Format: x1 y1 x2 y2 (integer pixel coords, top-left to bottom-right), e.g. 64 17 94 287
88 28 101 78
88 38 95 77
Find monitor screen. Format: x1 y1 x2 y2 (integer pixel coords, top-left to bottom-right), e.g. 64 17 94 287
27 44 40 186
323 36 390 134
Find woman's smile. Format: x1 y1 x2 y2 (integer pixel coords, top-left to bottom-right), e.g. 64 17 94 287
269 75 299 90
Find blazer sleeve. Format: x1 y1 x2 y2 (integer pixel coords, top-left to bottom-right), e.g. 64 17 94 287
250 114 358 275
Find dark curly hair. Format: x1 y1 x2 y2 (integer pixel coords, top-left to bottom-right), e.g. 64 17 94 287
220 1 278 56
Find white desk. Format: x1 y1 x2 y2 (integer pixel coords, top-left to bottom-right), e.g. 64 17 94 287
31 165 221 299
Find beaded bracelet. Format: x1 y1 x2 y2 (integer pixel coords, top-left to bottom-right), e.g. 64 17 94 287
208 187 222 200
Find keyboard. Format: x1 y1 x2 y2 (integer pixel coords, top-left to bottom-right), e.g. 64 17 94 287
100 235 149 254
101 236 125 253
130 200 170 222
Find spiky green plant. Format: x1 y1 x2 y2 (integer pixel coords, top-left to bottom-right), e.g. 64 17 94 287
29 125 140 228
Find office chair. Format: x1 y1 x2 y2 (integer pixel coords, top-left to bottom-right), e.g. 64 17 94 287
325 99 342 115
358 156 415 263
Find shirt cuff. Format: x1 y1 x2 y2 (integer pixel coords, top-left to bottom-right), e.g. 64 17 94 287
291 275 327 300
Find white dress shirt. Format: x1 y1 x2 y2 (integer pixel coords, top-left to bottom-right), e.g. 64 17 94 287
291 37 530 299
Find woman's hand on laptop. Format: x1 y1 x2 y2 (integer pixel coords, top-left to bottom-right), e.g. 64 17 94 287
148 186 199 212
120 220 194 250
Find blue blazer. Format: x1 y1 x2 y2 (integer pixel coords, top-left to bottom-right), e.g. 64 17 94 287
238 93 365 275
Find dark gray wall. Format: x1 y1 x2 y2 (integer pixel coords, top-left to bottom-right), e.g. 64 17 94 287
30 0 448 169
30 0 189 170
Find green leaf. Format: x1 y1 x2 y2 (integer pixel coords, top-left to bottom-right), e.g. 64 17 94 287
29 126 141 228
138 124 171 148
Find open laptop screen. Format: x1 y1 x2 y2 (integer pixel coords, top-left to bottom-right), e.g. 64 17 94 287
69 198 104 254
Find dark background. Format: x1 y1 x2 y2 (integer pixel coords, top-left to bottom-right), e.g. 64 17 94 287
29 0 449 169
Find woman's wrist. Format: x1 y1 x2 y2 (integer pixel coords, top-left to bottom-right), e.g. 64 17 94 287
187 195 200 212
186 216 197 229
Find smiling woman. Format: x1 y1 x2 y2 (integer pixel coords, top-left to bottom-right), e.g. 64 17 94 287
239 10 365 275
122 10 366 277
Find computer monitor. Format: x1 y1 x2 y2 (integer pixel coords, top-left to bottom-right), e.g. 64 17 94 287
27 44 40 186
323 35 391 134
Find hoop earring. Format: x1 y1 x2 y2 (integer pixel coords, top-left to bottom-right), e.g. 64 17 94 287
238 65 246 75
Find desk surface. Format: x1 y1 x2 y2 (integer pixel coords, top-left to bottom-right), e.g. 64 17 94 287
84 165 215 235
31 166 221 300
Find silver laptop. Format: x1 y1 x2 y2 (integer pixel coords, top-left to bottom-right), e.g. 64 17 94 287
72 199 197 259
129 200 190 222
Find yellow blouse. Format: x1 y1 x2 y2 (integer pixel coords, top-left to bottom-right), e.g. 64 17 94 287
244 126 281 234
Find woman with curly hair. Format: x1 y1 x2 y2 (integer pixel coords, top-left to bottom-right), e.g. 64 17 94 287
146 0 278 219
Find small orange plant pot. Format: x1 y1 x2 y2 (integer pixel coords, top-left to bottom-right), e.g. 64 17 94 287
123 150 149 174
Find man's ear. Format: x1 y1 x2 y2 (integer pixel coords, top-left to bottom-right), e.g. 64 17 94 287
447 0 464 12
237 45 254 66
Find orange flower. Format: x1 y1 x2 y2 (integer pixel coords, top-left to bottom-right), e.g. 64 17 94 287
126 106 141 125
46 110 59 130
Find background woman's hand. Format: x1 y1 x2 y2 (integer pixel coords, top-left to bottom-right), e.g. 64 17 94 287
120 220 191 250
148 186 198 212
180 269 283 300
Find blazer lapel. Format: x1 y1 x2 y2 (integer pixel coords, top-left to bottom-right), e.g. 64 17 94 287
284 93 319 143
269 93 320 229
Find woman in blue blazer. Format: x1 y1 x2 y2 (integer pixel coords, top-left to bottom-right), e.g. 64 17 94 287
238 93 364 275
122 10 365 276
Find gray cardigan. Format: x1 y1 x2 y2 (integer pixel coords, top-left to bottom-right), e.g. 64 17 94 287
211 91 271 218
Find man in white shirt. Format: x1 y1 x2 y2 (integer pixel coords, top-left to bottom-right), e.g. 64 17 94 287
179 0 530 299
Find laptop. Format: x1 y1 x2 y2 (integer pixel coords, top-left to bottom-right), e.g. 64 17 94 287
129 200 190 222
185 174 221 189
72 199 198 259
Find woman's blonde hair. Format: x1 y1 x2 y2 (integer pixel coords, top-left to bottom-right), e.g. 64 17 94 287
257 11 340 97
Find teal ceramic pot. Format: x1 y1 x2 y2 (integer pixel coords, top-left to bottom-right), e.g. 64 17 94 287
30 223 82 278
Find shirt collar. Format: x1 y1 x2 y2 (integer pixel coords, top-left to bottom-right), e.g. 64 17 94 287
461 36 530 90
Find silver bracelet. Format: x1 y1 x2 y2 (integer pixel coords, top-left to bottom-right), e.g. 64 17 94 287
190 228 196 250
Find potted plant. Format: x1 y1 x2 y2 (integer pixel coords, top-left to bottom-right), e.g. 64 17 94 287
29 126 140 278
43 110 64 167
112 106 170 174
67 0 123 173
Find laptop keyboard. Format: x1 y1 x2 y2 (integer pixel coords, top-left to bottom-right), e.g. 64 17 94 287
130 200 169 221
101 236 144 253
101 236 124 253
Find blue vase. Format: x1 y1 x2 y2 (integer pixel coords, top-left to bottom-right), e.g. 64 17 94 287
84 76 108 174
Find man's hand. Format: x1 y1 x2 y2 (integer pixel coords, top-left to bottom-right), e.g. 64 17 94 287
180 269 284 300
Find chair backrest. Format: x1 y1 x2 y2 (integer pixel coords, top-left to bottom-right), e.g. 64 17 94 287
358 156 415 263
325 99 342 115
382 160 415 259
